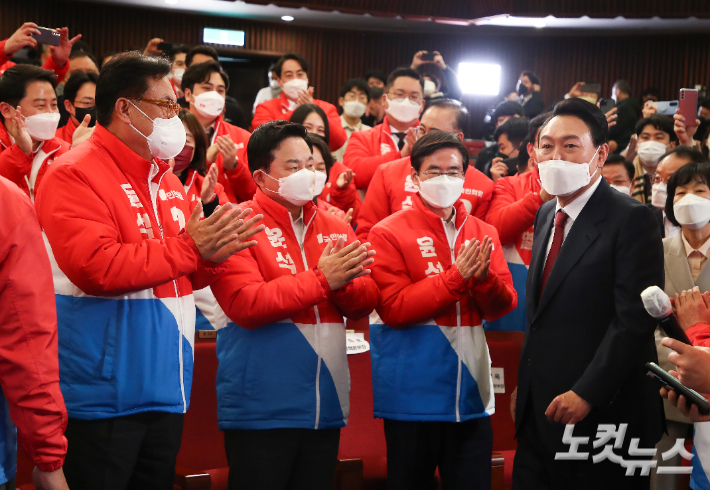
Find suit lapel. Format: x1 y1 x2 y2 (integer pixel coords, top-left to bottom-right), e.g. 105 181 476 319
533 181 608 321
528 204 555 310
665 234 695 293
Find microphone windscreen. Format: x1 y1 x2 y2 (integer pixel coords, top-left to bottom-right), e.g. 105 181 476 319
641 286 673 319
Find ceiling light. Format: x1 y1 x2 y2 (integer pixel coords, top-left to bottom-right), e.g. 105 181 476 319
165 0 178 4
458 62 501 96
281 15 294 22
534 21 546 28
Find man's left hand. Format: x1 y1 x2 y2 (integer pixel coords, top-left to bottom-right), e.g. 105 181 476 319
50 27 81 67
674 287 710 331
296 87 314 106
545 390 591 424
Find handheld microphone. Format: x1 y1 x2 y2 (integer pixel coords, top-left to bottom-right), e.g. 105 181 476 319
640 286 691 345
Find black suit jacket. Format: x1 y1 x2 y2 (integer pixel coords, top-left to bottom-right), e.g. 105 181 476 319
648 203 666 239
515 179 665 452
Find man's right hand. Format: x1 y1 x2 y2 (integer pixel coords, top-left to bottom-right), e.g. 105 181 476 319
33 467 69 490
490 158 509 182
317 238 375 290
4 22 40 57
642 100 657 119
662 337 710 394
674 112 700 146
186 203 263 261
399 127 417 157
567 82 584 99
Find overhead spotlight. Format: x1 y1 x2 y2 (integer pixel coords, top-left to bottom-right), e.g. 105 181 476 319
281 15 295 22
534 21 546 28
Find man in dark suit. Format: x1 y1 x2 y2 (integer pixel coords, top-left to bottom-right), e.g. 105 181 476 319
512 98 665 490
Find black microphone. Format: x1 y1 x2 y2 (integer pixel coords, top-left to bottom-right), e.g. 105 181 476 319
641 286 691 345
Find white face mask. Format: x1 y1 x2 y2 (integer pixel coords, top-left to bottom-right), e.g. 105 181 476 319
610 184 631 196
385 97 421 123
193 91 225 118
637 141 668 167
282 78 308 100
343 100 367 119
651 182 667 209
418 175 465 209
263 168 316 206
673 193 710 230
423 80 437 97
314 170 327 196
23 112 61 141
129 102 187 160
172 68 185 84
537 147 600 197
269 77 280 90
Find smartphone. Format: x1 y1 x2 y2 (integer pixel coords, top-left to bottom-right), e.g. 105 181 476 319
679 89 699 127
646 362 710 415
580 83 601 94
421 51 436 62
655 100 679 116
157 41 174 54
598 98 615 114
31 26 60 46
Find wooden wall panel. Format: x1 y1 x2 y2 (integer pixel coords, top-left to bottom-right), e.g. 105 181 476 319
3 0 710 135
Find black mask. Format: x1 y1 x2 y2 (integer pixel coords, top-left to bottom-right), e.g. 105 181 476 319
516 80 527 96
74 106 97 127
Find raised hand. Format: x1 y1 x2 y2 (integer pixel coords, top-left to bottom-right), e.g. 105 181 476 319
208 207 266 263
336 169 354 189
674 112 700 146
50 27 82 67
296 87 315 106
471 236 493 281
215 135 238 170
143 38 164 56
400 127 418 157
201 163 219 203
490 158 509 182
71 113 94 148
187 202 262 261
10 106 33 156
4 22 41 56
317 238 376 290
455 239 481 281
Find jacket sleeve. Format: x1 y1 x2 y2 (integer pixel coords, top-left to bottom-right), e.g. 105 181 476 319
321 102 347 152
36 164 202 296
211 248 330 329
442 66 462 101
41 55 69 85
226 159 256 203
344 131 401 191
470 175 494 221
486 178 543 245
686 323 710 347
326 226 378 319
468 230 517 321
369 227 469 329
327 178 361 227
0 144 32 185
0 40 10 67
0 191 68 472
251 101 275 131
356 165 390 242
571 204 665 409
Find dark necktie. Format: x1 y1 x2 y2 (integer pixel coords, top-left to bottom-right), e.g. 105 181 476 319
540 210 569 298
644 173 653 202
392 132 406 151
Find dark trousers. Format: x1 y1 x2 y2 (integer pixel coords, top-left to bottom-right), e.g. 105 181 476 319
0 478 15 490
383 417 493 490
513 407 651 490
224 427 341 490
63 412 184 490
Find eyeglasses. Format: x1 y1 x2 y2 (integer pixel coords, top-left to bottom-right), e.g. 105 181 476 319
388 91 423 104
126 97 181 118
422 169 464 179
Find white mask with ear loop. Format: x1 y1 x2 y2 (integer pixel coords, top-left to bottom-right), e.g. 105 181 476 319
262 168 316 206
418 175 465 209
673 193 710 230
314 170 327 196
537 147 601 197
128 102 186 160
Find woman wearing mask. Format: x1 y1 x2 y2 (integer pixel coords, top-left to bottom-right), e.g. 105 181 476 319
290 104 330 142
653 162 710 489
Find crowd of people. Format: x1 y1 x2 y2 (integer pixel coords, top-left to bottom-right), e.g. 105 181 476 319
3 18 710 490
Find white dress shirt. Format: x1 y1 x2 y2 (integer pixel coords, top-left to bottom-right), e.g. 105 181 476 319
442 208 457 251
290 208 305 245
663 212 681 238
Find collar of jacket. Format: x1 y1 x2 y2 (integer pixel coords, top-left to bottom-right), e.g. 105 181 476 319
63 115 77 136
412 192 468 232
380 115 420 136
91 123 172 182
254 186 318 230
278 91 297 110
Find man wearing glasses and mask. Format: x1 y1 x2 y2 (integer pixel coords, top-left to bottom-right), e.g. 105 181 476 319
36 52 265 490
344 67 424 193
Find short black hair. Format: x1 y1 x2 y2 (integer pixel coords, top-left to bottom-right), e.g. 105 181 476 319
614 80 633 96
540 98 608 147
526 112 552 146
410 130 469 173
101 52 116 68
181 60 230 94
96 51 171 127
700 97 710 111
339 79 370 102
68 49 99 69
70 40 93 55
273 53 309 78
247 120 312 174
660 145 707 167
640 87 660 99
306 133 334 176
604 154 635 181
495 117 529 148
289 103 330 144
369 85 384 100
364 70 387 85
494 100 525 119
386 67 423 91
185 45 218 67
422 98 470 133
519 71 540 85
0 65 57 112
63 70 99 105
635 115 678 142
666 161 710 226
170 45 190 61
178 109 209 175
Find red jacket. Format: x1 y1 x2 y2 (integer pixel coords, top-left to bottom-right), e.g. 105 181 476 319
342 116 419 191
0 123 11 153
210 115 255 204
55 116 77 145
686 323 710 347
252 92 347 152
0 40 69 82
0 176 68 473
317 161 362 227
356 156 494 242
485 169 543 267
0 137 70 202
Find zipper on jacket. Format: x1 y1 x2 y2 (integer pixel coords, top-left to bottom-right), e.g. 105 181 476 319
291 211 322 429
147 168 186 412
